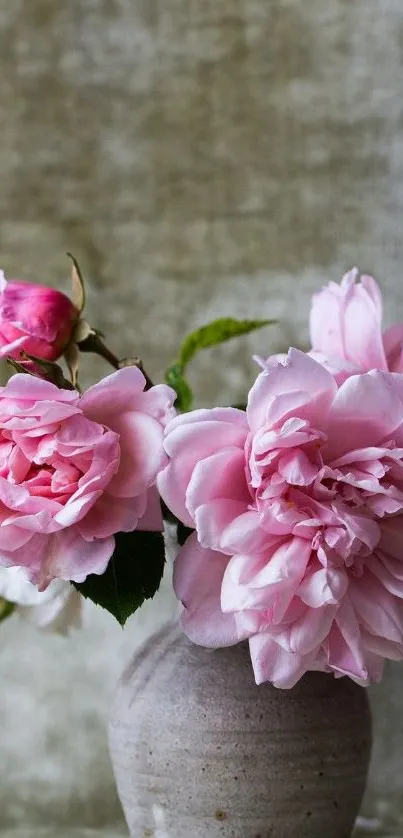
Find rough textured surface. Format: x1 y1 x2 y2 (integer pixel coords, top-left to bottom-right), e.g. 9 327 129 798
0 832 127 838
0 0 403 833
109 622 372 838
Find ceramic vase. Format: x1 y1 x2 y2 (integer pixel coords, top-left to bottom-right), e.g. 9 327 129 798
109 622 372 838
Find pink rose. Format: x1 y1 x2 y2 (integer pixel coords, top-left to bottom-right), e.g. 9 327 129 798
0 367 175 588
159 349 403 688
309 267 403 382
0 271 79 361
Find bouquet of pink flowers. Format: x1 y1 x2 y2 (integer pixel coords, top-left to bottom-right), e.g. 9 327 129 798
1 260 403 690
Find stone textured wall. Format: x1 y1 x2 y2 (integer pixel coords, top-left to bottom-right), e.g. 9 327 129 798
0 0 403 832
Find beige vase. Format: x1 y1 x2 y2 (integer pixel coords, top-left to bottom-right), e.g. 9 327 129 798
109 621 372 838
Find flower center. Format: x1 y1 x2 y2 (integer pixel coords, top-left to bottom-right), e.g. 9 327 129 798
248 420 402 570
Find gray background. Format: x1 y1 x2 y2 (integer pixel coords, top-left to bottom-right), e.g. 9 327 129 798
0 0 402 835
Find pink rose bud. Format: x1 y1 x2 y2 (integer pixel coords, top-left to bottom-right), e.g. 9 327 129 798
0 270 79 362
309 267 403 381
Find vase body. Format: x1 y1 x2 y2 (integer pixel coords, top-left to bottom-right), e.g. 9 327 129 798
109 622 372 838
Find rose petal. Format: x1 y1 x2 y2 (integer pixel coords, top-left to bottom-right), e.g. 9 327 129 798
326 370 403 458
173 533 245 647
186 447 250 518
249 633 319 687
106 413 166 498
247 348 337 433
158 409 247 527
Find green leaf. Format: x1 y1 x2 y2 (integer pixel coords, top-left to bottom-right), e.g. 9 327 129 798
6 358 36 377
165 317 275 411
74 529 165 626
177 522 194 547
178 317 275 368
0 598 16 623
160 498 178 524
23 354 75 390
165 364 193 412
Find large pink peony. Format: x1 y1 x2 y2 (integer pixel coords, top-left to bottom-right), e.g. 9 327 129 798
309 267 403 382
159 349 403 688
0 368 175 588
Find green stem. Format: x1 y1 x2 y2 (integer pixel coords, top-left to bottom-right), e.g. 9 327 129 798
78 334 153 389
